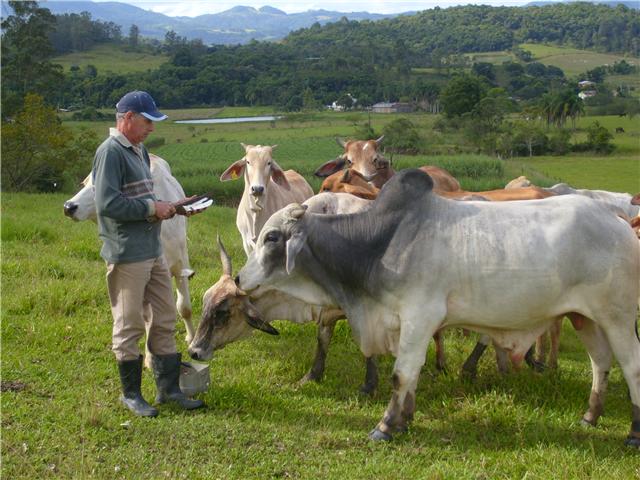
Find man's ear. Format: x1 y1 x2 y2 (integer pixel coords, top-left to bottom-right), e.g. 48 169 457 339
220 158 247 181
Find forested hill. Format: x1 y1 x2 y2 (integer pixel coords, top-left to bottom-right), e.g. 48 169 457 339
286 3 640 57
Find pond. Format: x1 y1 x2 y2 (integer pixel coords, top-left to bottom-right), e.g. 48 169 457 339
175 115 282 124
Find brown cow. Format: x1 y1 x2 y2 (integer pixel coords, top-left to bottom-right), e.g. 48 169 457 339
315 138 463 194
315 137 390 188
319 165 461 200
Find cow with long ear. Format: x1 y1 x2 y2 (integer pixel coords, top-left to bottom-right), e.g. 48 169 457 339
220 143 313 256
315 136 391 189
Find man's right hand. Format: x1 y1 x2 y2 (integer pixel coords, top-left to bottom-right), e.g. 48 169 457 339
154 201 176 220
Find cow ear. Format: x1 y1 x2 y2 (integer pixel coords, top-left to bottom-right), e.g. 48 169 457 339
220 159 246 181
314 157 346 178
285 231 306 274
270 161 290 190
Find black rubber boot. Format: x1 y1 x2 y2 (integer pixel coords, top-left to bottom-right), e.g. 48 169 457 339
118 356 158 417
152 353 205 410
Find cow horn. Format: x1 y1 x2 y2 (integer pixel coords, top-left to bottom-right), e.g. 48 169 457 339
375 135 385 146
335 137 347 148
217 235 232 276
287 204 307 221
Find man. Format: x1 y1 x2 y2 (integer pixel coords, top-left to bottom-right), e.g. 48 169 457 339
93 90 204 416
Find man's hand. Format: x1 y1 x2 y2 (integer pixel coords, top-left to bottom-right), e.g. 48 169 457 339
154 201 176 220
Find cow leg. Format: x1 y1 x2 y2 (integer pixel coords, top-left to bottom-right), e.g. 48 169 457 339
360 356 379 395
596 317 640 447
535 329 549 366
524 345 545 373
174 275 195 344
297 318 336 386
461 334 490 379
495 343 510 374
547 318 562 369
370 308 442 441
572 318 612 428
433 331 447 373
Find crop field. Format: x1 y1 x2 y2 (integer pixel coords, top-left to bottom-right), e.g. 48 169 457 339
2 111 640 478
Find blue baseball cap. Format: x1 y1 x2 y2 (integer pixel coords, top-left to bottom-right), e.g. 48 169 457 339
116 91 167 121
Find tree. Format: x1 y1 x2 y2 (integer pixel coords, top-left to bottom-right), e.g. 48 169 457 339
1 1 63 118
1 94 73 191
441 74 486 117
128 24 139 49
585 121 614 154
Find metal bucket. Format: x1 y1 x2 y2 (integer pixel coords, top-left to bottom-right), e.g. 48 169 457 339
179 361 210 397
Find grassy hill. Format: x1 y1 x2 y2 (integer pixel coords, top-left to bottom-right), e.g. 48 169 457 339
51 43 169 75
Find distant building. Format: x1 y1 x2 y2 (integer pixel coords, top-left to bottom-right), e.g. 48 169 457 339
578 90 597 100
578 80 596 89
371 102 414 113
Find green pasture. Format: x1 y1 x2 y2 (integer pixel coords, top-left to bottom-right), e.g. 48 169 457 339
51 44 169 75
3 111 640 478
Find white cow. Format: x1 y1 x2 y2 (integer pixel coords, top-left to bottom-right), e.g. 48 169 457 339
237 169 640 447
542 183 640 218
220 144 314 255
63 154 196 344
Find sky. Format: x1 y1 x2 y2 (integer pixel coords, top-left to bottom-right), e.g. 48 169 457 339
89 0 537 17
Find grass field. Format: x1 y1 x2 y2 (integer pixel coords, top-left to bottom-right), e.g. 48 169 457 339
51 44 169 75
3 110 640 478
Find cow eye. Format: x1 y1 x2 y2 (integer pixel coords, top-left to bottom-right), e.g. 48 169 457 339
347 159 353 165
265 231 280 243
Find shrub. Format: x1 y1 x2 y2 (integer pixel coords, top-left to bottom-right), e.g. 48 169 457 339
585 121 614 154
381 118 423 154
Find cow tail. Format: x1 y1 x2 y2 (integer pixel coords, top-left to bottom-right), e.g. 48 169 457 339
636 316 640 344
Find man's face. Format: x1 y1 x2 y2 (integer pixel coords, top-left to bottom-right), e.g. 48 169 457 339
120 112 155 144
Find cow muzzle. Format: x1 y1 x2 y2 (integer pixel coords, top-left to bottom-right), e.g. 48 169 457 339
63 201 78 218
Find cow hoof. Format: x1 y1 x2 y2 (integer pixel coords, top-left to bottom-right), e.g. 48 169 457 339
295 373 318 387
460 369 477 382
531 360 546 373
368 428 392 442
580 418 596 428
359 383 376 396
624 436 640 448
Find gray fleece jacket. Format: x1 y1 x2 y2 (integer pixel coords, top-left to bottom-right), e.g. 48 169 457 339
92 129 161 263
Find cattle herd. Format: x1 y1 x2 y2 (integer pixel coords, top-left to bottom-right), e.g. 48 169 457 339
64 138 640 448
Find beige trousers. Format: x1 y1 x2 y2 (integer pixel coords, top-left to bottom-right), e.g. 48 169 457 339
106 256 177 361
